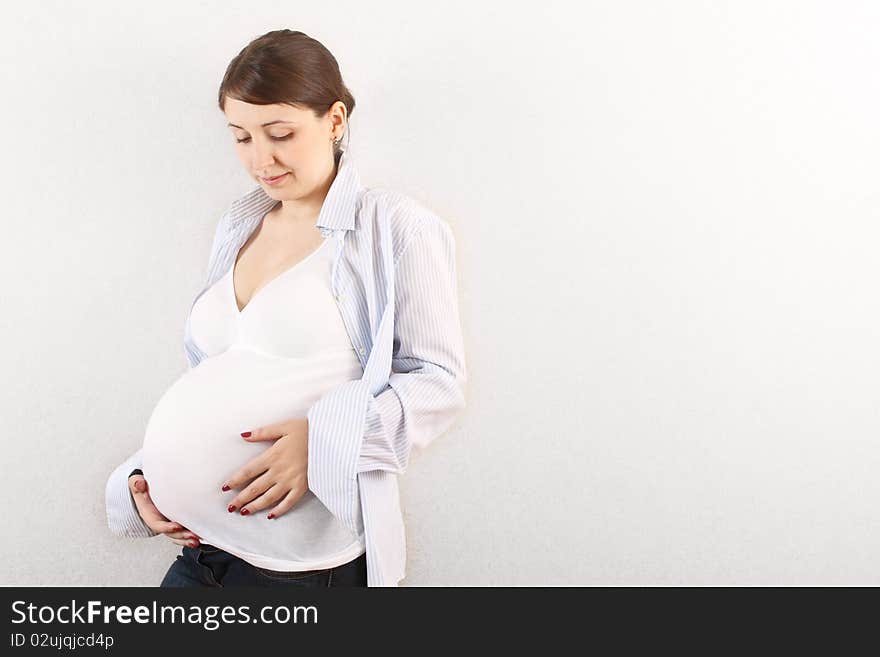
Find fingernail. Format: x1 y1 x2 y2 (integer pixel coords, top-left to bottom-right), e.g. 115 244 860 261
240 508 250 516
267 513 275 519
228 504 237 513
241 431 251 437
188 540 198 547
221 484 230 491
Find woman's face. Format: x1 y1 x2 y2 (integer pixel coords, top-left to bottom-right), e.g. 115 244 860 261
223 96 345 200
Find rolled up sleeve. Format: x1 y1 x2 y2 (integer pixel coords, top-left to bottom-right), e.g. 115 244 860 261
306 216 468 536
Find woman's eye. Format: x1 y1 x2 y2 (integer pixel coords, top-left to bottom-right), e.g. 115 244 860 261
235 134 292 143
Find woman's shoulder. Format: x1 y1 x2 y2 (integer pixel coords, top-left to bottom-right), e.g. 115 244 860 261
360 187 450 259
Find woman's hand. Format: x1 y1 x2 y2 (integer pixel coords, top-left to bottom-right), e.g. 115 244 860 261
128 474 202 548
221 417 309 520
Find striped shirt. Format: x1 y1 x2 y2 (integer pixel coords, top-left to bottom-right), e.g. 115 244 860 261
105 148 468 586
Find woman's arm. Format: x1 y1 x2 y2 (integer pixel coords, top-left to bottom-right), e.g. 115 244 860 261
306 213 468 535
359 216 468 472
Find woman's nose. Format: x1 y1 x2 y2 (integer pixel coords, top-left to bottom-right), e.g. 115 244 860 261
252 140 277 171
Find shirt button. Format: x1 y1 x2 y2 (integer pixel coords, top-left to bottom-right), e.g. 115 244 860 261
336 293 345 302
358 347 366 355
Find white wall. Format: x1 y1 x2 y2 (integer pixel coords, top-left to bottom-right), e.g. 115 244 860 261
1 0 877 585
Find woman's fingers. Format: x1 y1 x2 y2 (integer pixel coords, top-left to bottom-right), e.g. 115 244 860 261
165 532 201 548
164 528 201 548
139 500 179 534
225 470 275 514
236 482 288 516
130 476 166 522
263 487 305 520
130 476 181 534
128 475 203 547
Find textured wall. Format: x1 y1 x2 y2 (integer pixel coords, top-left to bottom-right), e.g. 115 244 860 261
1 0 878 585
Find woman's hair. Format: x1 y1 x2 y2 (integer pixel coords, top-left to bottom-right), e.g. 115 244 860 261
217 29 356 158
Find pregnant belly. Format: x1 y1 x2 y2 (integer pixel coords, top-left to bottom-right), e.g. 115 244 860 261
141 345 365 568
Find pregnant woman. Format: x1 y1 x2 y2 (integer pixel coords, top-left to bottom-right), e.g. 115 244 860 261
104 29 467 587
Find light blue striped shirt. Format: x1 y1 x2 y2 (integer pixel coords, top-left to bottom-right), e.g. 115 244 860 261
105 148 468 586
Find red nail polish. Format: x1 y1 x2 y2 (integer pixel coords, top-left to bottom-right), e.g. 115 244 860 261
240 508 250 515
228 504 236 512
221 484 230 491
241 431 251 437
267 513 275 519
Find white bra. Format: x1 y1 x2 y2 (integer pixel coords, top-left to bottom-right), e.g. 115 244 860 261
189 236 347 359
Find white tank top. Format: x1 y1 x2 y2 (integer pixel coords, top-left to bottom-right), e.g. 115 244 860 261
141 235 367 571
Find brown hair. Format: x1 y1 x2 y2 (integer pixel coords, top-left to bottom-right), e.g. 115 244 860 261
217 29 356 159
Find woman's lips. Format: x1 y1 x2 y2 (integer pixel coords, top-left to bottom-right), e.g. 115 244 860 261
261 172 289 185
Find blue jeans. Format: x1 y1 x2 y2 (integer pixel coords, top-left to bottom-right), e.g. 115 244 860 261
160 543 368 587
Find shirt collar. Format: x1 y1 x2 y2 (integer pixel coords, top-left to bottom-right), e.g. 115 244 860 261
226 148 363 231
